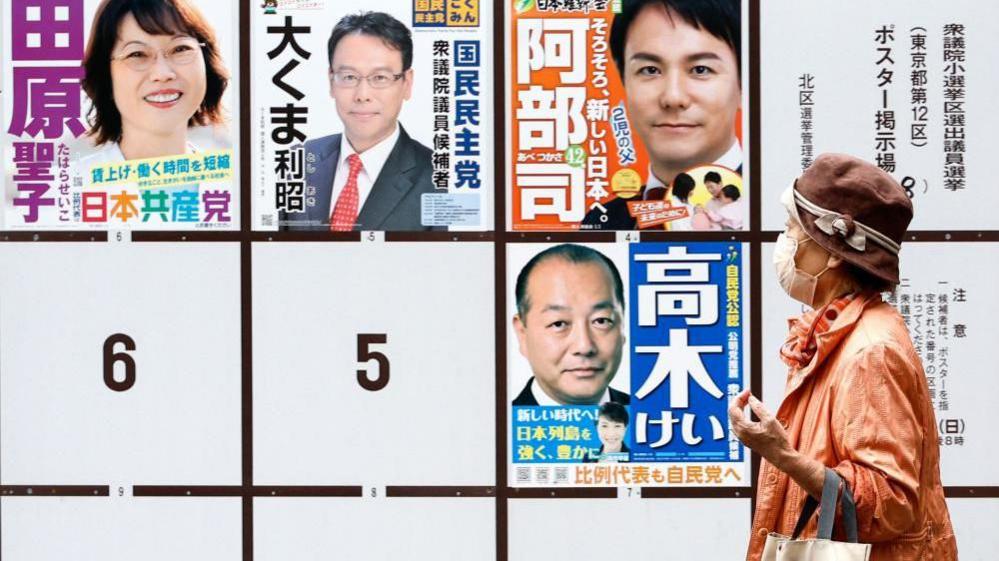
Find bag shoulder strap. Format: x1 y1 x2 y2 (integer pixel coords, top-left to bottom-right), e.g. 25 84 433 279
790 468 860 543
838 475 861 543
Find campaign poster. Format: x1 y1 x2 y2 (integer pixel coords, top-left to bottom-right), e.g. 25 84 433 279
760 0 998 231
1 0 240 230
508 241 749 487
507 0 749 232
252 0 493 231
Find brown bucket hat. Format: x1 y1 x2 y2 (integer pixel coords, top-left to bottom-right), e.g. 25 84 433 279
780 153 912 285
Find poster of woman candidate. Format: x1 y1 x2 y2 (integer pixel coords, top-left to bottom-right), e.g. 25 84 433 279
251 0 493 232
507 241 750 487
508 0 749 232
1 0 240 230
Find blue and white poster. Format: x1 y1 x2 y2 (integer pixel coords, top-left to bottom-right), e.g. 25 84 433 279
629 242 745 465
508 241 749 487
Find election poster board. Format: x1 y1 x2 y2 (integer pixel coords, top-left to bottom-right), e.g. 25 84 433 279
508 241 750 487
3 0 999 560
507 0 749 231
1 0 240 230
760 0 998 231
250 0 493 231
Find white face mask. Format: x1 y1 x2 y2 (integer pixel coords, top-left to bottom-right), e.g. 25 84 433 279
773 232 829 307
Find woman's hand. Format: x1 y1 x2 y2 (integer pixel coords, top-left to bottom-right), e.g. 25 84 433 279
729 389 825 498
728 389 793 467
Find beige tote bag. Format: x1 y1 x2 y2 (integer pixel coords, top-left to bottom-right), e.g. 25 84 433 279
761 468 871 561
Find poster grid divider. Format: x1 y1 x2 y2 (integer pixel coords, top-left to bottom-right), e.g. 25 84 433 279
0 231 108 242
132 486 244 497
492 0 509 556
239 0 254 557
0 486 110 496
748 0 763 519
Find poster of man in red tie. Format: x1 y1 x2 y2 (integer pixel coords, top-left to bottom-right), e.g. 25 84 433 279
252 1 493 232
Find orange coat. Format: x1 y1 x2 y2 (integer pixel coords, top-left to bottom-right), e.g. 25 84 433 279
747 293 957 561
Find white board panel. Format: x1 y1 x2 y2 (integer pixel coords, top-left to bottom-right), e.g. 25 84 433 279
253 242 496 485
1 497 241 561
0 243 242 485
254 497 495 561
509 498 750 560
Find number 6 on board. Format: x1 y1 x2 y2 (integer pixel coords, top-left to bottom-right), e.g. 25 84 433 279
103 333 136 392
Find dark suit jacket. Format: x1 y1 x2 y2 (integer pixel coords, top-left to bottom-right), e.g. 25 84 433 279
511 377 630 406
580 189 643 230
280 125 439 231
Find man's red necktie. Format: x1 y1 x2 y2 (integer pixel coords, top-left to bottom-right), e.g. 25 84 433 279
329 153 363 232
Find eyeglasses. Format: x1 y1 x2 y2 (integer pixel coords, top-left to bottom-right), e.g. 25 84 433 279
111 40 206 71
330 70 406 89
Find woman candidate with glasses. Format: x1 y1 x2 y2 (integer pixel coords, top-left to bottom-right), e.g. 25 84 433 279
79 0 229 163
